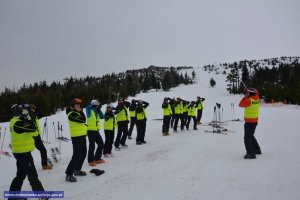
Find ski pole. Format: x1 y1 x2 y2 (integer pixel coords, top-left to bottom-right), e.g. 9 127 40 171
53 122 57 142
0 127 7 151
233 103 236 120
241 80 247 89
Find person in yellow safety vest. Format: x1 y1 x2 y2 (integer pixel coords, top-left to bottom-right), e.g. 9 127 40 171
128 99 137 139
186 101 198 130
103 104 116 158
162 97 173 136
8 105 47 198
239 88 261 159
173 97 185 132
196 96 205 124
86 99 105 166
114 97 131 150
182 100 190 127
21 103 53 170
65 98 88 182
135 100 149 145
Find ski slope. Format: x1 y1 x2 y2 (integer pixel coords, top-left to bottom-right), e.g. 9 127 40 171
1 67 300 200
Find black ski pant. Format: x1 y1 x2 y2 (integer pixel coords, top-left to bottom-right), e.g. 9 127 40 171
170 115 175 128
9 152 45 194
136 120 146 142
244 123 261 155
33 135 48 166
162 115 171 133
183 112 188 125
66 135 87 176
186 116 197 130
104 130 115 154
115 122 129 147
128 117 136 137
174 114 185 131
87 131 104 163
196 109 203 123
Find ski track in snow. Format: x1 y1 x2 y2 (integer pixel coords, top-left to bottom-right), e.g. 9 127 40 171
0 67 300 200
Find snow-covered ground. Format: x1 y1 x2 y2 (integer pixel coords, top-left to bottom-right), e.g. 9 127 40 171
1 67 300 200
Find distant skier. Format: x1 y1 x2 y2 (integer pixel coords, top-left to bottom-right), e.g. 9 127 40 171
135 100 149 145
239 88 261 159
128 99 137 140
65 98 88 182
86 99 105 166
23 104 52 170
103 104 116 158
114 98 130 150
196 96 205 124
162 97 173 136
8 105 48 199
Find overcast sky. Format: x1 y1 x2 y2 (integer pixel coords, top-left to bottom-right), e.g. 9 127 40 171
0 0 300 91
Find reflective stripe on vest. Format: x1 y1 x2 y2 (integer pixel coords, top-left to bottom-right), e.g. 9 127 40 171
137 108 147 120
87 109 100 131
163 104 172 116
244 98 260 119
68 112 87 137
116 108 128 122
104 117 115 131
10 117 35 153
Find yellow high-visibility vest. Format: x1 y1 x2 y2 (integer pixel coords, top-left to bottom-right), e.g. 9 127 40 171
244 98 260 119
10 117 35 153
87 109 100 131
162 104 172 116
104 117 115 131
68 111 87 137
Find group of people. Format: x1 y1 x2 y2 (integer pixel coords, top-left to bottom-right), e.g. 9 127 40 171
161 96 205 136
7 87 261 198
65 97 150 182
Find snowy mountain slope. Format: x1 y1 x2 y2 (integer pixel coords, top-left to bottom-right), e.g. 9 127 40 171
0 67 300 200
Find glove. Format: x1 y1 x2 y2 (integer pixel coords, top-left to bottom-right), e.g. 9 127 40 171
20 109 31 121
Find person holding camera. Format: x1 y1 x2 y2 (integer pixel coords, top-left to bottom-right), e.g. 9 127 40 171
22 104 52 170
103 104 116 157
186 101 197 130
86 99 105 166
135 100 149 145
8 105 47 198
239 88 261 159
114 98 131 150
128 99 137 140
173 97 185 132
162 97 173 136
65 98 88 182
196 96 205 124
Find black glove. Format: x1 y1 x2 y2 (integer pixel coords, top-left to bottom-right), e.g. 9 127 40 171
90 169 105 176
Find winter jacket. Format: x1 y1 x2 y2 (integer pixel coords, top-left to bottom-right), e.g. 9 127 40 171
239 92 260 123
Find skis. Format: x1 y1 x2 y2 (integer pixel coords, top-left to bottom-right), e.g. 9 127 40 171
204 129 235 134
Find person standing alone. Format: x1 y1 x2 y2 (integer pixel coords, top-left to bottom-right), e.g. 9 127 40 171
239 88 261 159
